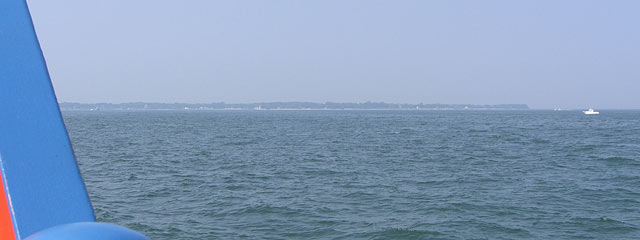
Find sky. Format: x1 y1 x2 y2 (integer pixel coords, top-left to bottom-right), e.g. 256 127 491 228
27 0 640 109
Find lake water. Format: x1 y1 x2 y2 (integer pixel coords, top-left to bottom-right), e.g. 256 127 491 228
63 110 640 239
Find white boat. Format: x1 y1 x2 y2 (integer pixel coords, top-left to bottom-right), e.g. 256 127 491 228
583 109 599 115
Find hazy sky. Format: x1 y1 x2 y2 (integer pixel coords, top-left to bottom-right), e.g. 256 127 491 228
28 0 639 109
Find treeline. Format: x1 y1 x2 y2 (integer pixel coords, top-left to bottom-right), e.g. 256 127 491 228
60 102 529 110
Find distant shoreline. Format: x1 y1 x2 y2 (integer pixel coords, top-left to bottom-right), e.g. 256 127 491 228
59 102 529 111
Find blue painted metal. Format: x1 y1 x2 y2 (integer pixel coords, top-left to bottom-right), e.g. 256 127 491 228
0 0 96 238
1 1 149 239
24 222 148 240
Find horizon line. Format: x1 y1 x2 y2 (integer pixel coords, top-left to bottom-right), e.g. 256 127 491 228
56 102 640 110
58 101 529 105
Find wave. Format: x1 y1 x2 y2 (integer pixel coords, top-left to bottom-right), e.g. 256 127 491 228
599 156 640 166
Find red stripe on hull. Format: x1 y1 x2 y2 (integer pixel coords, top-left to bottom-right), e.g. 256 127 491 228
0 174 16 240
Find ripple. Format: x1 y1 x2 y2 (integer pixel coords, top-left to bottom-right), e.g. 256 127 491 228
64 110 640 240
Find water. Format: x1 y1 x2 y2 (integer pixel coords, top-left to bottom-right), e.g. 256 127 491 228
63 110 640 239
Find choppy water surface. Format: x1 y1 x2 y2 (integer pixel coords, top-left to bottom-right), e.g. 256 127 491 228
63 110 640 239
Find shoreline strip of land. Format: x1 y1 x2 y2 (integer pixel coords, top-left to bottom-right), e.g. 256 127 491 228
59 102 529 111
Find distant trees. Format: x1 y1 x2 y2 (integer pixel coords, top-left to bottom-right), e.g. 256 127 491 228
59 102 529 111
